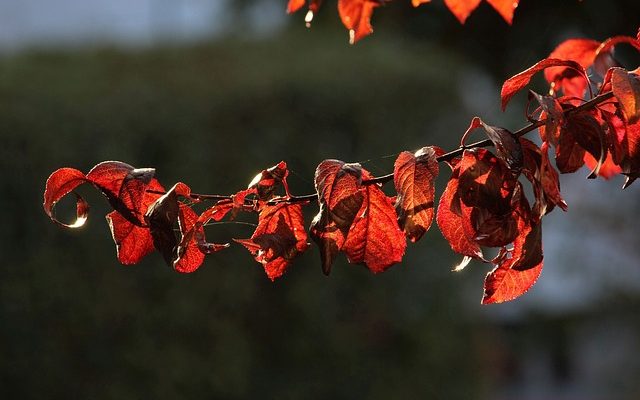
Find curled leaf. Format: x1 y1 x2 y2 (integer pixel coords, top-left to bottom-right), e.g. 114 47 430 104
43 167 89 228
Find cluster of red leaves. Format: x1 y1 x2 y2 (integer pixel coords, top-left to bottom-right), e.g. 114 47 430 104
287 0 519 44
43 30 640 304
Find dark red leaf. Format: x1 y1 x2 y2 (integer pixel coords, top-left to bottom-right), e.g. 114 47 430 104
43 167 89 228
482 259 543 304
529 91 564 146
145 184 181 265
611 67 640 124
540 142 568 212
338 0 383 44
236 203 309 281
501 58 588 110
555 118 587 174
247 160 291 201
393 146 442 242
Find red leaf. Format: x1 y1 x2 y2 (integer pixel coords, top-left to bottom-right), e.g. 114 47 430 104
106 211 155 265
436 166 483 259
555 119 586 174
247 160 291 201
86 161 156 226
174 205 207 273
501 58 588 110
311 160 406 274
393 146 442 242
485 0 519 24
287 0 306 13
543 39 600 97
482 196 543 304
411 0 431 6
310 160 365 274
584 152 621 180
444 0 481 24
611 68 640 124
105 178 164 265
341 169 406 273
529 91 564 146
338 0 383 44
236 203 309 281
43 167 89 228
482 260 543 304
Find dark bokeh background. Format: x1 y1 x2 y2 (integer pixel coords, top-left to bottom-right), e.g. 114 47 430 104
1 1 640 399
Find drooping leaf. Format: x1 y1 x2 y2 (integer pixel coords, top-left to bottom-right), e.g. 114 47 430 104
106 211 156 265
393 146 442 242
310 160 365 274
310 160 406 274
443 0 481 24
236 203 309 281
145 184 181 265
501 58 588 110
436 164 483 259
174 205 212 274
456 149 519 247
482 259 543 304
287 0 306 13
105 178 165 265
341 169 407 273
482 195 543 304
611 67 640 124
555 119 587 174
338 0 383 44
540 142 568 212
485 0 519 24
565 111 607 178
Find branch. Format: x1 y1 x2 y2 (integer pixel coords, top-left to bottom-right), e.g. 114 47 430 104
150 90 616 205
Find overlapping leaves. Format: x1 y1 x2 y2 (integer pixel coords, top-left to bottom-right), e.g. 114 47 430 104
44 29 640 305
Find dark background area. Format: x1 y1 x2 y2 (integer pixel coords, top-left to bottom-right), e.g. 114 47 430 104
1 1 640 398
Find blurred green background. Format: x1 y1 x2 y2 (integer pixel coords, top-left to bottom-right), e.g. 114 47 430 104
1 1 640 399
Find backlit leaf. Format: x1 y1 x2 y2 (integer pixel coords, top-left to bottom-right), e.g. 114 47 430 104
501 58 588 110
393 146 442 242
236 203 309 281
